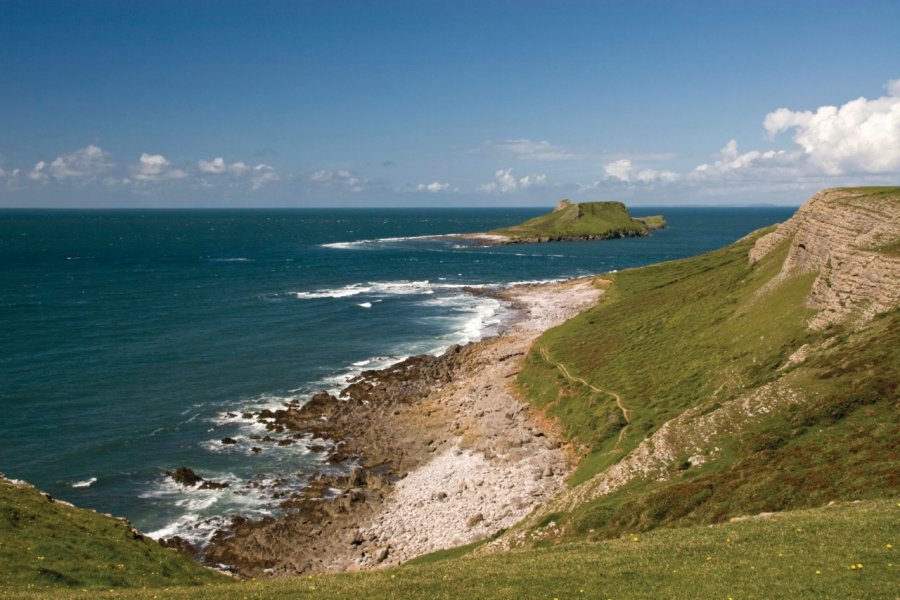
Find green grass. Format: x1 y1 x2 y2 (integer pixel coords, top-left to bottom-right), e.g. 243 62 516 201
840 186 900 194
0 479 228 592
491 201 662 241
6 500 897 599
519 231 816 478
513 205 900 542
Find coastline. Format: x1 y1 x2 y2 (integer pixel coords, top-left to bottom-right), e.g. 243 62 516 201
201 277 603 577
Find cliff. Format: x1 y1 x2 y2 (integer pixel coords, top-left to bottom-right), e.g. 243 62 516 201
749 187 900 328
490 187 899 552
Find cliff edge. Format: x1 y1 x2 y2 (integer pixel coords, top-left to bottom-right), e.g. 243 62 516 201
749 187 900 328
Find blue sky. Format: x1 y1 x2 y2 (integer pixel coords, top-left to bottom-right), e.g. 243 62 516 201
1 1 899 207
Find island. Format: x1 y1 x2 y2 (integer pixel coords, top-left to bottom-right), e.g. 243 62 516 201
458 199 666 246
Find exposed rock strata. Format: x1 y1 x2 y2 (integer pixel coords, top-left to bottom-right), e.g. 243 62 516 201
749 188 900 328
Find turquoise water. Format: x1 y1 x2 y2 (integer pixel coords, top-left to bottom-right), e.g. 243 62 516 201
0 207 793 543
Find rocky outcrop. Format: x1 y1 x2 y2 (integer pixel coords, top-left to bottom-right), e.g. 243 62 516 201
749 188 900 329
202 279 601 578
166 467 230 490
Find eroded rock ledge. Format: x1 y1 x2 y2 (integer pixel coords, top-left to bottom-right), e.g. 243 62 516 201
749 187 900 328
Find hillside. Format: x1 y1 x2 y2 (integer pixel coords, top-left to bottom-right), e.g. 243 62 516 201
0 476 228 592
492 186 899 551
486 199 666 244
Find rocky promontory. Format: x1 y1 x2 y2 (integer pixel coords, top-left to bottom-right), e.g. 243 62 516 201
455 200 665 246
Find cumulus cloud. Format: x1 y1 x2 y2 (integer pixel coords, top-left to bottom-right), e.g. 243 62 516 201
198 156 277 190
310 169 365 192
251 164 279 190
198 157 250 175
479 168 547 193
0 158 17 179
760 79 900 175
130 153 188 183
417 181 450 192
28 145 114 182
690 140 794 181
603 158 680 183
481 139 579 161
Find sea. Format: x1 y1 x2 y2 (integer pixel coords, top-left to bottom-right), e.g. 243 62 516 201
0 206 793 546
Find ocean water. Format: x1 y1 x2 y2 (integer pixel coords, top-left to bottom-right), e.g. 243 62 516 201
0 206 793 544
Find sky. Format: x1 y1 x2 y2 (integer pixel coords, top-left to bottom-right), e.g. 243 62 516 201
1 0 899 208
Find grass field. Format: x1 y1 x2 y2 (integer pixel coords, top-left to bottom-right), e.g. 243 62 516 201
4 500 896 599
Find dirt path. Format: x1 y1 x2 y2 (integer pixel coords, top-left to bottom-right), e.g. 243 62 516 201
539 346 630 423
539 346 631 445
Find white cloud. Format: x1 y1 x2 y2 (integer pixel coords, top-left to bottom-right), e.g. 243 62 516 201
27 145 114 182
251 164 279 190
691 140 793 181
603 158 680 184
198 157 250 175
310 169 365 192
417 181 450 192
481 139 579 161
479 168 547 193
130 153 188 182
888 78 900 97
761 79 900 175
604 159 633 182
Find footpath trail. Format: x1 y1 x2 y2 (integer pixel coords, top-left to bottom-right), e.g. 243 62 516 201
539 346 631 445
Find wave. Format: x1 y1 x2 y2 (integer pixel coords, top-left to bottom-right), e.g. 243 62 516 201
423 293 508 346
321 234 460 250
71 477 97 488
292 279 468 300
142 473 278 546
144 277 520 547
507 277 568 286
209 257 254 262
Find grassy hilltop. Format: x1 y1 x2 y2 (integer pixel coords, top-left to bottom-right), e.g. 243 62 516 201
489 199 665 243
0 477 227 593
1 187 898 599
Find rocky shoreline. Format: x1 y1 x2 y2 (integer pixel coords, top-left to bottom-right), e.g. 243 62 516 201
450 229 659 246
178 278 602 577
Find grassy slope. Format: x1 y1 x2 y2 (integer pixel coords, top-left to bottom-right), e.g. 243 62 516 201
3 189 897 597
491 201 662 241
0 479 228 593
7 500 897 599
514 206 899 541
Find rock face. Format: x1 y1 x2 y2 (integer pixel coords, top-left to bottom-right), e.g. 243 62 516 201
749 187 900 329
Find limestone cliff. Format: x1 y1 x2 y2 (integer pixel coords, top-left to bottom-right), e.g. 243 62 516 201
750 187 900 328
